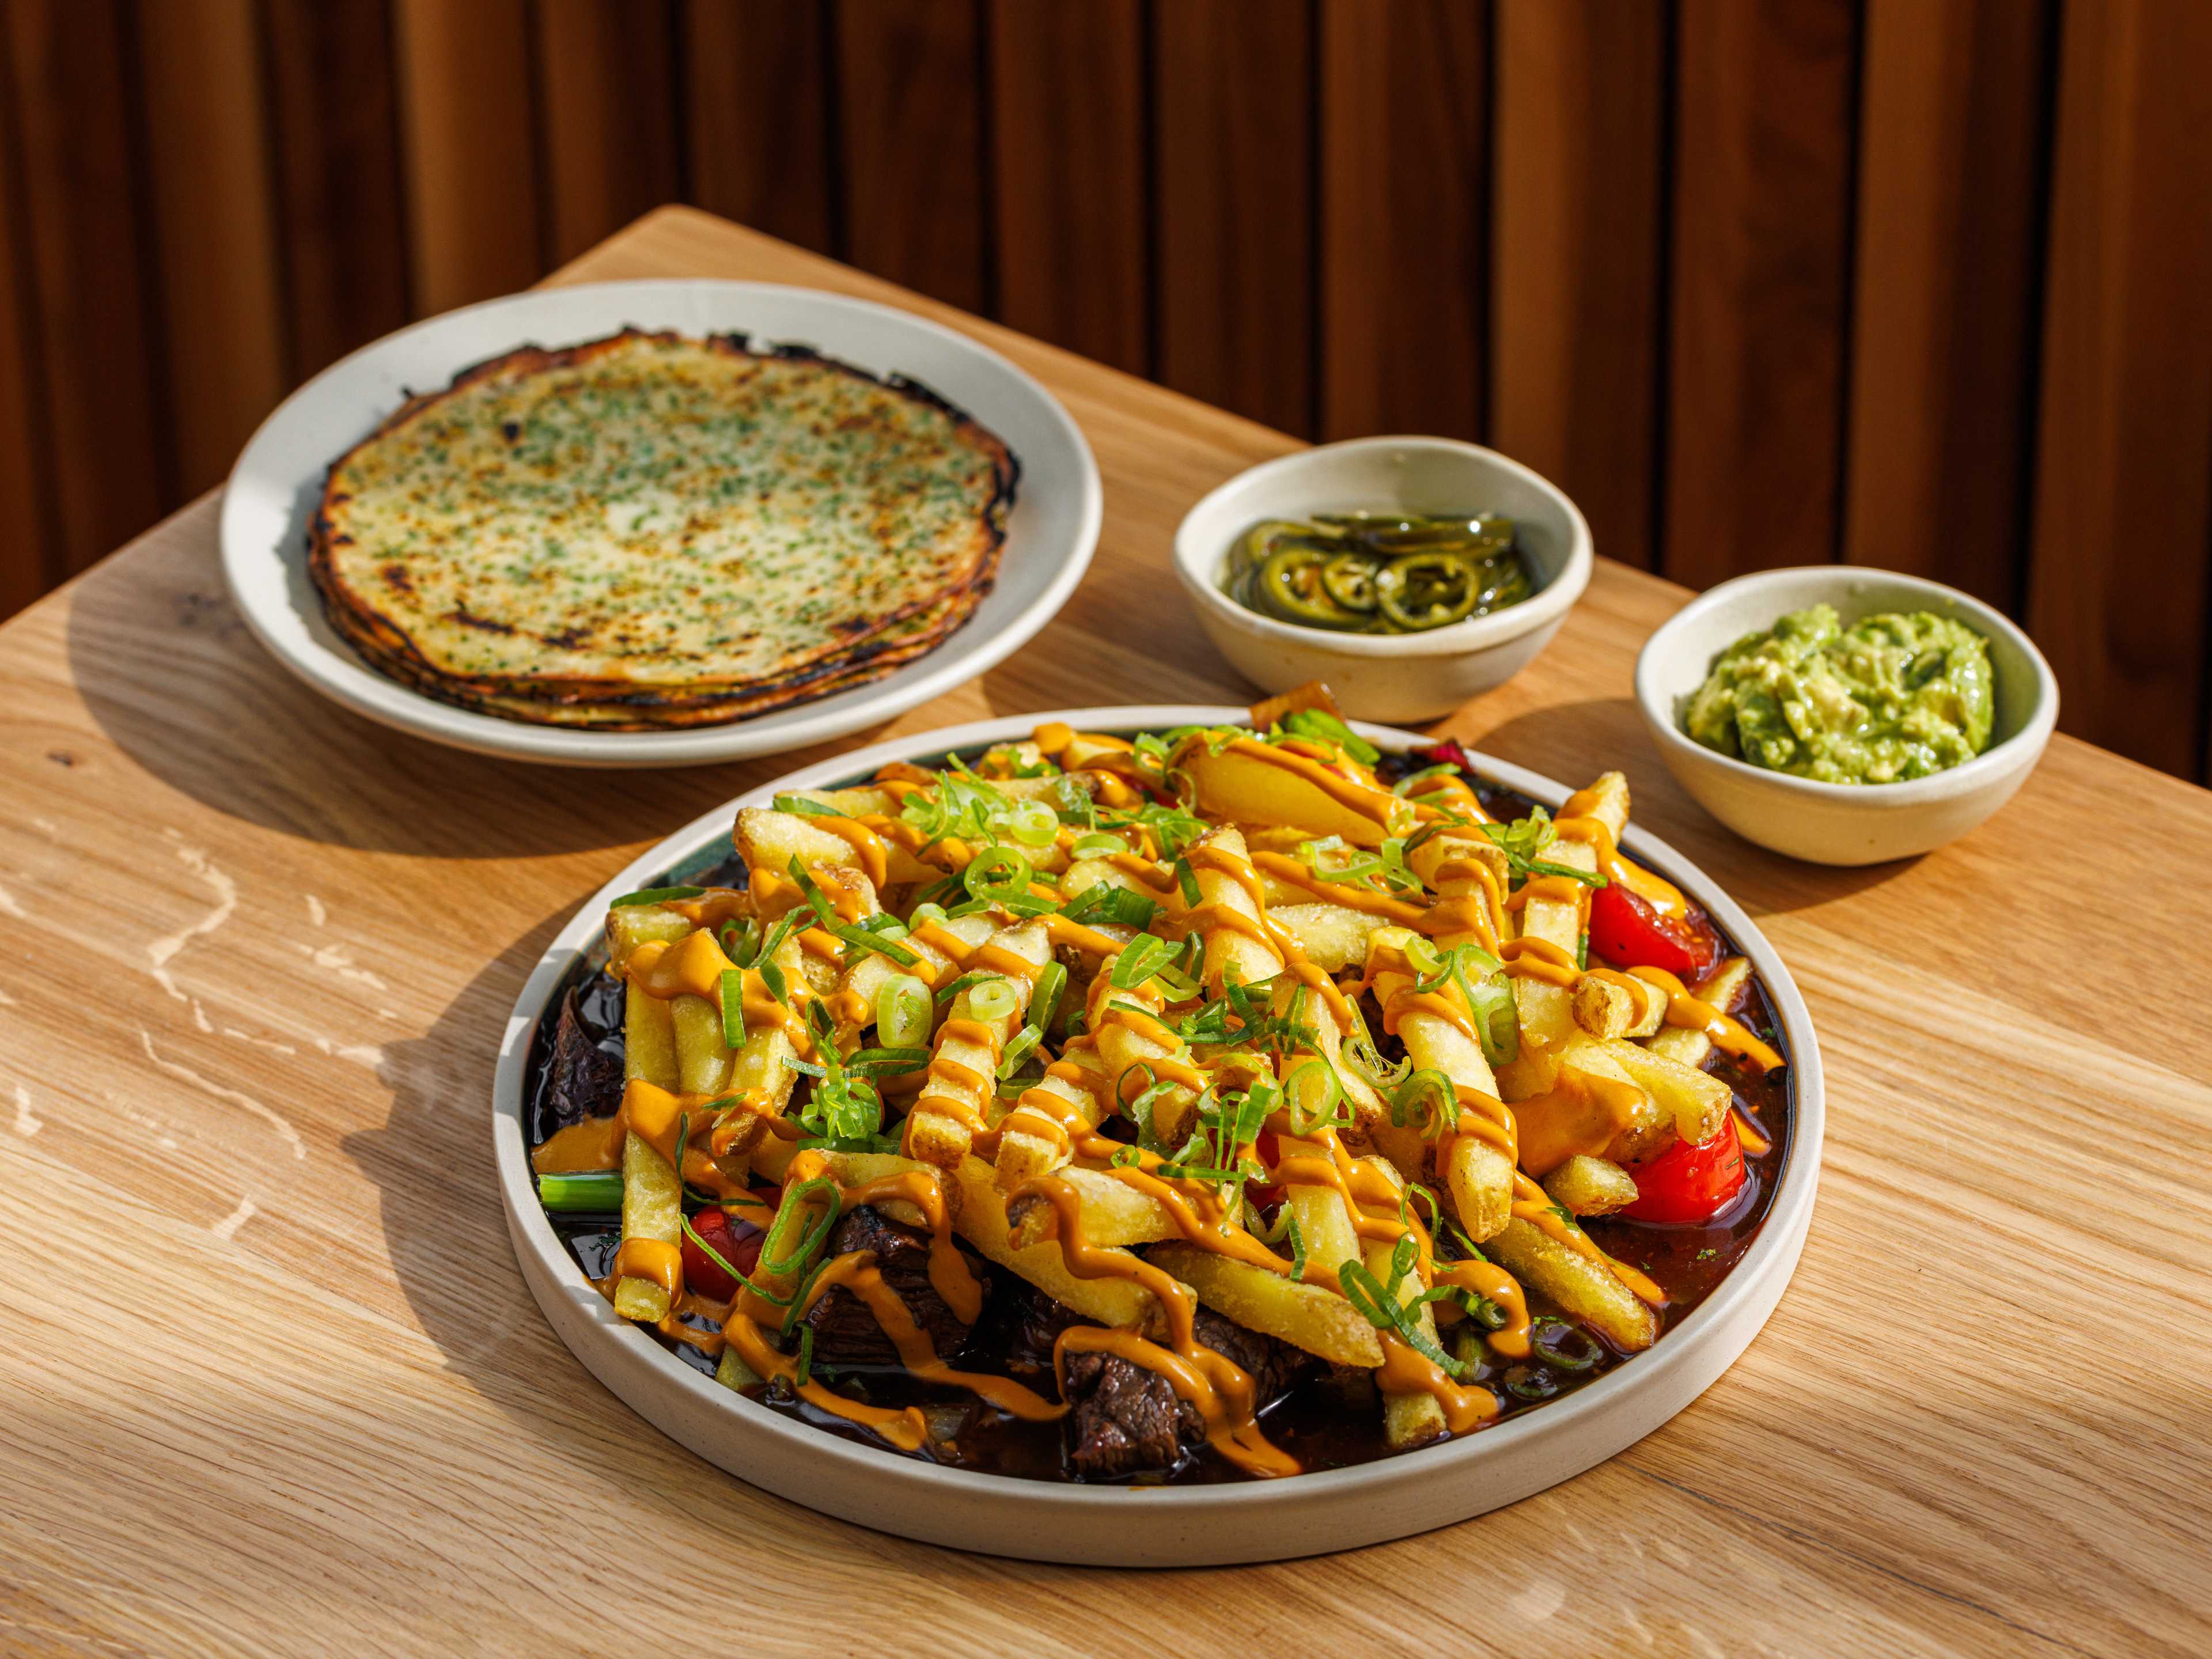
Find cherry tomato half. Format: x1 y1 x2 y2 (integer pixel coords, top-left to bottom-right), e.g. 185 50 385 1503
681 1206 764 1300
1622 1115 1746 1225
1588 882 1719 980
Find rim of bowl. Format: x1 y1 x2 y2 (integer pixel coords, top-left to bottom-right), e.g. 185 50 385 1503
1171 436 1593 658
1634 565 2061 803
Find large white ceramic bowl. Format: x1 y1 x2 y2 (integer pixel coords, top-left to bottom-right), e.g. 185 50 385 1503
1634 567 2059 866
220 279 1101 768
1171 438 1593 722
493 706 1823 1565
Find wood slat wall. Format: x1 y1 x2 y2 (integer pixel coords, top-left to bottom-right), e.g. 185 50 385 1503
1 0 2207 786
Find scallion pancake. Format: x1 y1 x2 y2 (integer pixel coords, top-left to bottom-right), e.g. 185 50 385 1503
310 329 1015 726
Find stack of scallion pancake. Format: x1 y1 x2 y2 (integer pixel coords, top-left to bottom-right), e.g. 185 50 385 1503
309 329 1016 729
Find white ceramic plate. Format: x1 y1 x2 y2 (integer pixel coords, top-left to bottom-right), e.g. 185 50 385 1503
493 708 1823 1563
219 281 1102 768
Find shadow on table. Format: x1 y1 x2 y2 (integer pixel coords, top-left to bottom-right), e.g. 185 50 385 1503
60 540 878 858
1455 697 1919 917
336 900 1136 1584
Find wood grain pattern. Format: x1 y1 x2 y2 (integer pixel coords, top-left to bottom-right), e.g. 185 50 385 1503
532 0 683 267
683 0 837 257
134 0 290 497
390 0 544 313
1318 0 1487 444
261 0 414 378
1843 0 2051 609
987 0 1148 377
1489 0 1668 569
1662 0 1861 588
1 0 168 577
1 206 2208 1657
1153 0 1316 437
834 0 988 313
2028 0 2212 781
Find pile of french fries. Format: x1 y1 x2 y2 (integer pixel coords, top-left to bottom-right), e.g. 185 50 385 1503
567 699 1775 1474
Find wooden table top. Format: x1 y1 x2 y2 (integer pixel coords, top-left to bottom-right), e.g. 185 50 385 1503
2 207 2205 1658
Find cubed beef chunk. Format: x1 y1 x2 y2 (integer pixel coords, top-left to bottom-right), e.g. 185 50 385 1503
803 1205 989 1367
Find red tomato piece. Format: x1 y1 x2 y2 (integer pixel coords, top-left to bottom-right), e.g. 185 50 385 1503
1588 882 1719 980
1622 1116 1747 1225
681 1206 764 1300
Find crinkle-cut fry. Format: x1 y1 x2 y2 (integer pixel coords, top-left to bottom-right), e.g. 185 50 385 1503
1573 972 1666 1040
1005 1164 1183 1249
1605 1037 1732 1147
946 1156 1161 1331
1487 1215 1657 1352
1363 924 1512 1242
1188 825 1282 993
1645 956 1753 1067
993 1060 1105 1194
1357 1157 1448 1448
671 990 734 1095
1147 1244 1384 1368
902 921 1050 1169
1091 976 1202 1147
1268 902 1386 972
1543 1153 1639 1217
614 1127 681 1323
604 904 693 972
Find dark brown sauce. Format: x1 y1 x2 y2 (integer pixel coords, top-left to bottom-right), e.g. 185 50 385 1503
524 763 1793 1483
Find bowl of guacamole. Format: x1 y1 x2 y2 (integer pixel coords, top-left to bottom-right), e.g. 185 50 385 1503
1633 568 2058 865
1678 603 1994 785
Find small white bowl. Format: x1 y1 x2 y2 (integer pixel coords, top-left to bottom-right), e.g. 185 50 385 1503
1171 436 1592 722
1634 567 2059 866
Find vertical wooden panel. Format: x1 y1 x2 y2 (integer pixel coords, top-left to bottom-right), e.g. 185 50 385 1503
835 0 987 312
0 48 55 619
3 0 166 577
987 0 1147 376
1663 0 1859 589
683 0 835 256
1154 0 1315 435
2027 0 2212 779
263 0 412 377
1843 0 2050 609
1490 0 1667 568
1319 0 1486 444
135 0 289 497
533 0 681 266
391 0 543 314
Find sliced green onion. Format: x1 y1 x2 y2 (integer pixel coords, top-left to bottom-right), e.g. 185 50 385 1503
1467 973 1519 1067
1281 1058 1345 1137
1173 858 1201 908
1028 961 1068 1034
1109 934 1175 990
720 967 748 1050
610 884 704 908
877 974 933 1048
967 978 1018 1022
1391 1068 1458 1140
759 1175 840 1277
1532 1317 1601 1372
771 793 841 817
847 1046 933 1075
909 902 949 929
1005 798 1059 849
1403 935 1444 978
1391 762 1459 797
537 1171 623 1211
1071 832 1126 859
997 1024 1044 1077
963 845 1035 906
836 924 918 967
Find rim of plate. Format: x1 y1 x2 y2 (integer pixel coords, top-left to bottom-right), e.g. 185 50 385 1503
491 707 1824 1562
218 279 1103 769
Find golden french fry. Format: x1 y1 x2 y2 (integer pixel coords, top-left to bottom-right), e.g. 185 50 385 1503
671 991 734 1095
993 1060 1105 1193
947 1156 1160 1330
1268 902 1385 972
605 904 694 971
1543 1153 1639 1217
1573 972 1666 1040
1147 1244 1384 1368
1605 1037 1732 1147
1359 1158 1447 1449
1487 1216 1657 1352
1006 1164 1182 1249
1646 956 1753 1067
1189 825 1282 993
1172 736 1407 849
613 1128 681 1323
903 922 1050 1168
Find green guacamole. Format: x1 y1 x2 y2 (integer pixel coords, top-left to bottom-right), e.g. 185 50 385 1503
1680 603 1994 783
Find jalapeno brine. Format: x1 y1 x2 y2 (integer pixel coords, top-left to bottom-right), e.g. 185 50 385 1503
1222 512 1535 634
